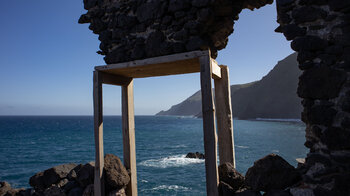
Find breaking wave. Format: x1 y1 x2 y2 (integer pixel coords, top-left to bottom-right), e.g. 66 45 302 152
139 154 204 168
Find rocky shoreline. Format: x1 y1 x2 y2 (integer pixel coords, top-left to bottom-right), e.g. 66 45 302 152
1 153 305 196
0 154 129 196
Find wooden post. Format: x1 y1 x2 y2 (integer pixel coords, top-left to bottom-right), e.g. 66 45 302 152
93 71 105 196
214 65 236 167
122 79 138 196
199 51 219 196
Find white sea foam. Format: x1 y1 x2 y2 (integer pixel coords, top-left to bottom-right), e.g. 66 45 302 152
236 145 249 149
150 185 190 191
139 154 204 168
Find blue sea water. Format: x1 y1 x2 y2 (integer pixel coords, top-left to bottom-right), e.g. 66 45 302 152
0 116 307 195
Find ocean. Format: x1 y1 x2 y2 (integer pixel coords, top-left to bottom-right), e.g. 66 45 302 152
0 116 307 195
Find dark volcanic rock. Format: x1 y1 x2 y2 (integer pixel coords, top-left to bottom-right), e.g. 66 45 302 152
235 189 262 196
218 162 245 191
67 187 83 196
298 66 347 99
264 189 292 196
30 163 76 190
0 182 12 196
104 154 130 191
218 181 235 196
43 186 65 196
80 0 272 64
29 171 46 190
245 154 300 191
185 152 205 159
82 184 93 196
77 163 94 187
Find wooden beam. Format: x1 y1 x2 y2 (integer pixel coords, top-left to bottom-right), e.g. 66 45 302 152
93 71 105 196
95 50 208 78
214 65 236 167
211 59 221 79
199 51 219 196
122 79 138 196
101 72 132 86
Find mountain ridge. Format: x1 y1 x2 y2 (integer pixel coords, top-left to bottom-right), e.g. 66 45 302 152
157 53 302 119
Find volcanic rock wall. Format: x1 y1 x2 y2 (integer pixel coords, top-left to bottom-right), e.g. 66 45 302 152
79 0 272 64
276 0 350 195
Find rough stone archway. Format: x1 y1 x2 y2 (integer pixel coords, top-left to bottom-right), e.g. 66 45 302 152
80 0 350 195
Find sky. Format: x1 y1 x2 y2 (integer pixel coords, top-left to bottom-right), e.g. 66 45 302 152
0 1 293 115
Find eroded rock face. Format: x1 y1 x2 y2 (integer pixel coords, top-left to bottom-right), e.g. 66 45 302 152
79 0 272 64
218 162 245 191
245 154 300 191
104 154 130 191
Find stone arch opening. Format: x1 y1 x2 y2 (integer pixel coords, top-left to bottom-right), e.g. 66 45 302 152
80 0 350 195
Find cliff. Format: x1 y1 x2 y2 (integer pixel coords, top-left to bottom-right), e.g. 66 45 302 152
157 53 302 119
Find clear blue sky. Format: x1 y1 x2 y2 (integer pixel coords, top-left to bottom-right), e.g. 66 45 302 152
0 1 293 115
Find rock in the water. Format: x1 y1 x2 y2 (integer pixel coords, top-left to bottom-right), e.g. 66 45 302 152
104 154 130 191
77 163 94 187
219 181 235 196
185 152 205 159
245 154 301 191
218 162 245 191
0 182 12 196
108 188 126 196
43 186 66 196
82 184 94 196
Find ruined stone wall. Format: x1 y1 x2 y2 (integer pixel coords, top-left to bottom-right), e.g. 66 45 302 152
80 0 350 195
79 0 272 64
276 0 350 195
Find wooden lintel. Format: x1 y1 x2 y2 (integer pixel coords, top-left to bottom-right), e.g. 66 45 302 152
100 72 132 86
211 59 221 79
95 50 208 78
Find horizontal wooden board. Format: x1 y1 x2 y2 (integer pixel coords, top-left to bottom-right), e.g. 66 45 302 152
95 50 208 78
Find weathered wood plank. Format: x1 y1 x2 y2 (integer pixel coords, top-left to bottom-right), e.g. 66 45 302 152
122 79 138 196
101 72 132 86
93 71 105 196
95 50 207 78
199 51 219 196
211 59 221 79
214 65 236 167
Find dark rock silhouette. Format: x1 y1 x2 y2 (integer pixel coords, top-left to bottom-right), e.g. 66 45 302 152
218 162 245 192
245 154 300 191
2 154 129 196
185 152 205 159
